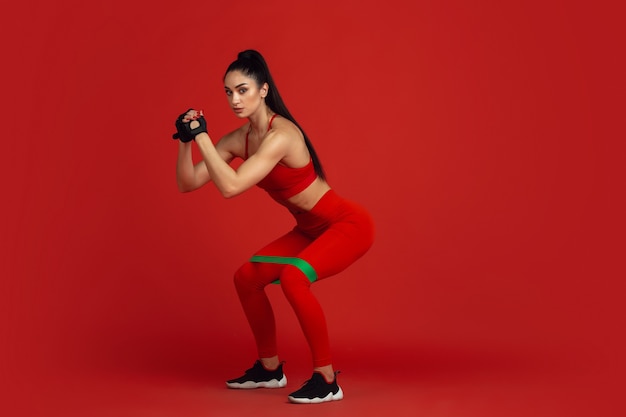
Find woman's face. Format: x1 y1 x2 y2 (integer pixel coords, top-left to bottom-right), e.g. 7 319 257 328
224 70 267 118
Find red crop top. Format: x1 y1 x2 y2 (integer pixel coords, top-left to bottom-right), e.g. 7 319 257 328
245 115 317 201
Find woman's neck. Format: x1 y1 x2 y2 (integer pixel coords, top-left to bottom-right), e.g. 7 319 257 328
248 107 275 136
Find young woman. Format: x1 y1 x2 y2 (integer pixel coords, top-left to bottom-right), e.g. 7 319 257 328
173 49 374 404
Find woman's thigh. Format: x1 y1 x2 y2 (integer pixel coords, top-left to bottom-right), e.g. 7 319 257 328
241 230 314 285
297 219 375 280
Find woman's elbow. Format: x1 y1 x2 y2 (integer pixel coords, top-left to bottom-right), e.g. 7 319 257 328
221 188 238 199
177 179 196 193
220 183 245 199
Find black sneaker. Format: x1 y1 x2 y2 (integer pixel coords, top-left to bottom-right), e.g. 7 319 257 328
287 371 343 404
226 360 287 389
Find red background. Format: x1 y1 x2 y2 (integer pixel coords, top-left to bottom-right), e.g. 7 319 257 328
1 1 623 416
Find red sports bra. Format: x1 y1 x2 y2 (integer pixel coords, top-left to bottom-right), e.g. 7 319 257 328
245 114 317 201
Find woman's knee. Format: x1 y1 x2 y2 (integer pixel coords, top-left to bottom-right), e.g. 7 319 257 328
279 265 311 298
233 262 259 292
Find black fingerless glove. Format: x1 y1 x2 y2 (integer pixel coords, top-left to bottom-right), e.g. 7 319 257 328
184 115 208 139
172 109 207 143
172 109 193 142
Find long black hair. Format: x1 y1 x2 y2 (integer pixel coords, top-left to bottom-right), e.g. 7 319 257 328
224 49 326 180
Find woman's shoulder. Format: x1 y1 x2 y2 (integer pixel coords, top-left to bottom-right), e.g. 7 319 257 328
264 116 309 165
268 115 303 139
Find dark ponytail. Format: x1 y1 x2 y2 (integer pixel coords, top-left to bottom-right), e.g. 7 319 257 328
224 50 326 180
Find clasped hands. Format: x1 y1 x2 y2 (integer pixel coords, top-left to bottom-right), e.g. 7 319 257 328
172 108 208 143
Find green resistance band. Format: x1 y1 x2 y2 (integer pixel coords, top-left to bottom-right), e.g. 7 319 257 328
249 255 318 284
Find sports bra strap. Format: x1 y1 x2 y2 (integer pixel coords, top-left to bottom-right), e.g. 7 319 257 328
245 114 278 159
268 113 277 129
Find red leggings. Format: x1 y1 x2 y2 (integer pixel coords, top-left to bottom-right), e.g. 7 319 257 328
233 190 375 367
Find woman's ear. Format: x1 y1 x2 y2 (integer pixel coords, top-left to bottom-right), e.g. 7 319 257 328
261 83 269 98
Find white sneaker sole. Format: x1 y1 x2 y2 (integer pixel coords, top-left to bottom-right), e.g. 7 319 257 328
288 386 344 404
226 374 287 389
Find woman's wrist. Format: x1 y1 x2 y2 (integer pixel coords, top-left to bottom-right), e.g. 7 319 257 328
194 132 210 143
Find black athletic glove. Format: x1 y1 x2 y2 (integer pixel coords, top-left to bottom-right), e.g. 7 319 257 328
172 109 207 142
172 109 193 142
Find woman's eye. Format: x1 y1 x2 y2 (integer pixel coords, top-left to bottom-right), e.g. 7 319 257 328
239 89 247 94
225 90 232 96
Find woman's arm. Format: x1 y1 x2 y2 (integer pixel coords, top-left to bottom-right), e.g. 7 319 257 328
176 135 235 193
194 130 288 198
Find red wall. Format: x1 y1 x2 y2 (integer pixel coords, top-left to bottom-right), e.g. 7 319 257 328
1 0 622 415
